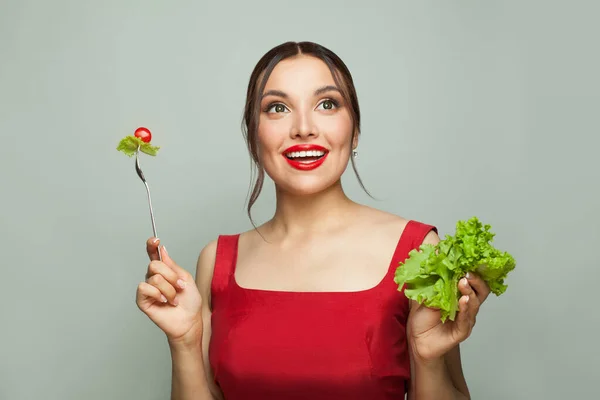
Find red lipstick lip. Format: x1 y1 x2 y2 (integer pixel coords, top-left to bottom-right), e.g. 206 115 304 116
282 144 329 171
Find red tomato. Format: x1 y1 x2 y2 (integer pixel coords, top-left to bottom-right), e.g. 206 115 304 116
134 127 152 143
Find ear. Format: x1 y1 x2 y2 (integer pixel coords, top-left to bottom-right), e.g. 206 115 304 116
352 129 360 150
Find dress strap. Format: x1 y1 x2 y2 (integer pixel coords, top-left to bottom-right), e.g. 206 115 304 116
390 220 438 267
210 234 240 309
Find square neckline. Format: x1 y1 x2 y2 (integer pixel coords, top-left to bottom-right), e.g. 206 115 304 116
227 220 416 295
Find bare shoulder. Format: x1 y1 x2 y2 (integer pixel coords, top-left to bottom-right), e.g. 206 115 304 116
357 205 408 229
422 229 441 245
344 206 408 257
355 205 410 237
195 238 219 309
356 205 440 246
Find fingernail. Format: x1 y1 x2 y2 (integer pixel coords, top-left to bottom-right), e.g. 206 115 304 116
466 272 471 279
160 295 167 303
465 295 470 303
177 279 186 289
162 245 168 255
461 278 468 286
172 297 179 306
153 237 160 244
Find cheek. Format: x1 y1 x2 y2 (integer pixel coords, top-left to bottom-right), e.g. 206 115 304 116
257 120 285 157
320 114 353 147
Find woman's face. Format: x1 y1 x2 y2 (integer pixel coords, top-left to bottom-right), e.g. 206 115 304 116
257 55 356 196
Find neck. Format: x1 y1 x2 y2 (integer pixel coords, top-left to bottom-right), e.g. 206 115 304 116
266 180 357 238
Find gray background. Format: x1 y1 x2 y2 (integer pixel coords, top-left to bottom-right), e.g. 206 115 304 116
1 1 598 399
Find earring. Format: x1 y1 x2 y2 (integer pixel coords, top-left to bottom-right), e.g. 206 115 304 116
352 149 358 158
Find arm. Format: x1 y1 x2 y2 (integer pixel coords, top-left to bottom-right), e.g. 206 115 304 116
406 230 471 400
407 343 469 400
169 240 224 400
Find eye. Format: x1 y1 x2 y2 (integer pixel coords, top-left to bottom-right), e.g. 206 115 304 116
266 103 289 113
316 99 338 111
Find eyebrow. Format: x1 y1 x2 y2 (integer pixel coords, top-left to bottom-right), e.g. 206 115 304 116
261 85 341 100
314 85 341 96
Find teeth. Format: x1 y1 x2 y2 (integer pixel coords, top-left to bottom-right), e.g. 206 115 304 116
286 150 325 158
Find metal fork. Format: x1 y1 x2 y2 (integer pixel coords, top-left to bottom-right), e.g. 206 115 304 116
135 145 161 261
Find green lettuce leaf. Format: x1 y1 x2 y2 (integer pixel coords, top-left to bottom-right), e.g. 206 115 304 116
394 216 516 322
116 136 160 157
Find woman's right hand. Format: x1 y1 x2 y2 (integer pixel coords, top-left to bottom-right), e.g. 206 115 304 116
136 238 204 346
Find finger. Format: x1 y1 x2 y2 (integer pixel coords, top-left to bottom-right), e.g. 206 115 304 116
145 260 186 291
466 272 490 303
160 246 190 286
146 237 161 261
454 294 474 341
459 277 481 315
137 281 168 306
146 274 179 306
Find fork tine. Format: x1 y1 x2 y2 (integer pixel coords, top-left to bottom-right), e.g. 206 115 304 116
135 146 161 261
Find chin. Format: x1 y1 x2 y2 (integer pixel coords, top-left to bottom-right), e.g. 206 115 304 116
274 175 340 197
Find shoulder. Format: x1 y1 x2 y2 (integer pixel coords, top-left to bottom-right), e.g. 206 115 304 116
355 205 409 232
421 226 441 245
195 238 220 309
372 207 439 245
357 205 438 242
198 237 220 260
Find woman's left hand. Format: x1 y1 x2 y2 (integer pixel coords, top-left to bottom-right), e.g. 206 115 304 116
407 272 491 362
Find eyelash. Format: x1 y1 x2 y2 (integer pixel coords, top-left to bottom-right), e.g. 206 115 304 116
317 98 340 110
264 98 340 113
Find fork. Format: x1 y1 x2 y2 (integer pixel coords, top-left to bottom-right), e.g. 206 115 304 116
135 145 161 261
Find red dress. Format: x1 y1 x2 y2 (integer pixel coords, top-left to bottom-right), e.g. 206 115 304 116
208 220 437 399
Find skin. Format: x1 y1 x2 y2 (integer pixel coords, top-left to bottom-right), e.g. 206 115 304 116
136 55 491 400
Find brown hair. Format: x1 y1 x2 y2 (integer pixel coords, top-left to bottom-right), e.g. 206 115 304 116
241 41 370 225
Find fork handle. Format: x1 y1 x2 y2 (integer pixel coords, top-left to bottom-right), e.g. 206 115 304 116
142 180 162 262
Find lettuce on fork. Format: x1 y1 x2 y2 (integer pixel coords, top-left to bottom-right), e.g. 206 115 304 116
394 217 516 322
116 135 160 157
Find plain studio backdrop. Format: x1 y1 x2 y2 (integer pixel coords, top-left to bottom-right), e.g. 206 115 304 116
1 1 598 399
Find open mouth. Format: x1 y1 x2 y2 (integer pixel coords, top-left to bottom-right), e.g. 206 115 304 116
282 145 329 171
284 150 327 163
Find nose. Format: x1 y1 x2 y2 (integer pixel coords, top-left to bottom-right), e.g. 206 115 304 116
290 109 318 139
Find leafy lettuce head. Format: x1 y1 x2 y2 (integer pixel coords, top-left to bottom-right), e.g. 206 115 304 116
394 216 516 322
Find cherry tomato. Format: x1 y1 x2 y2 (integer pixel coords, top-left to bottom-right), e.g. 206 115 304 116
134 127 152 143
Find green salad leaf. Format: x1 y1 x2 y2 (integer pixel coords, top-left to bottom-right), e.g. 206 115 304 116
394 216 516 322
116 136 160 157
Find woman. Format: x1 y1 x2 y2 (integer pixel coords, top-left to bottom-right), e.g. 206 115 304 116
136 41 490 400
